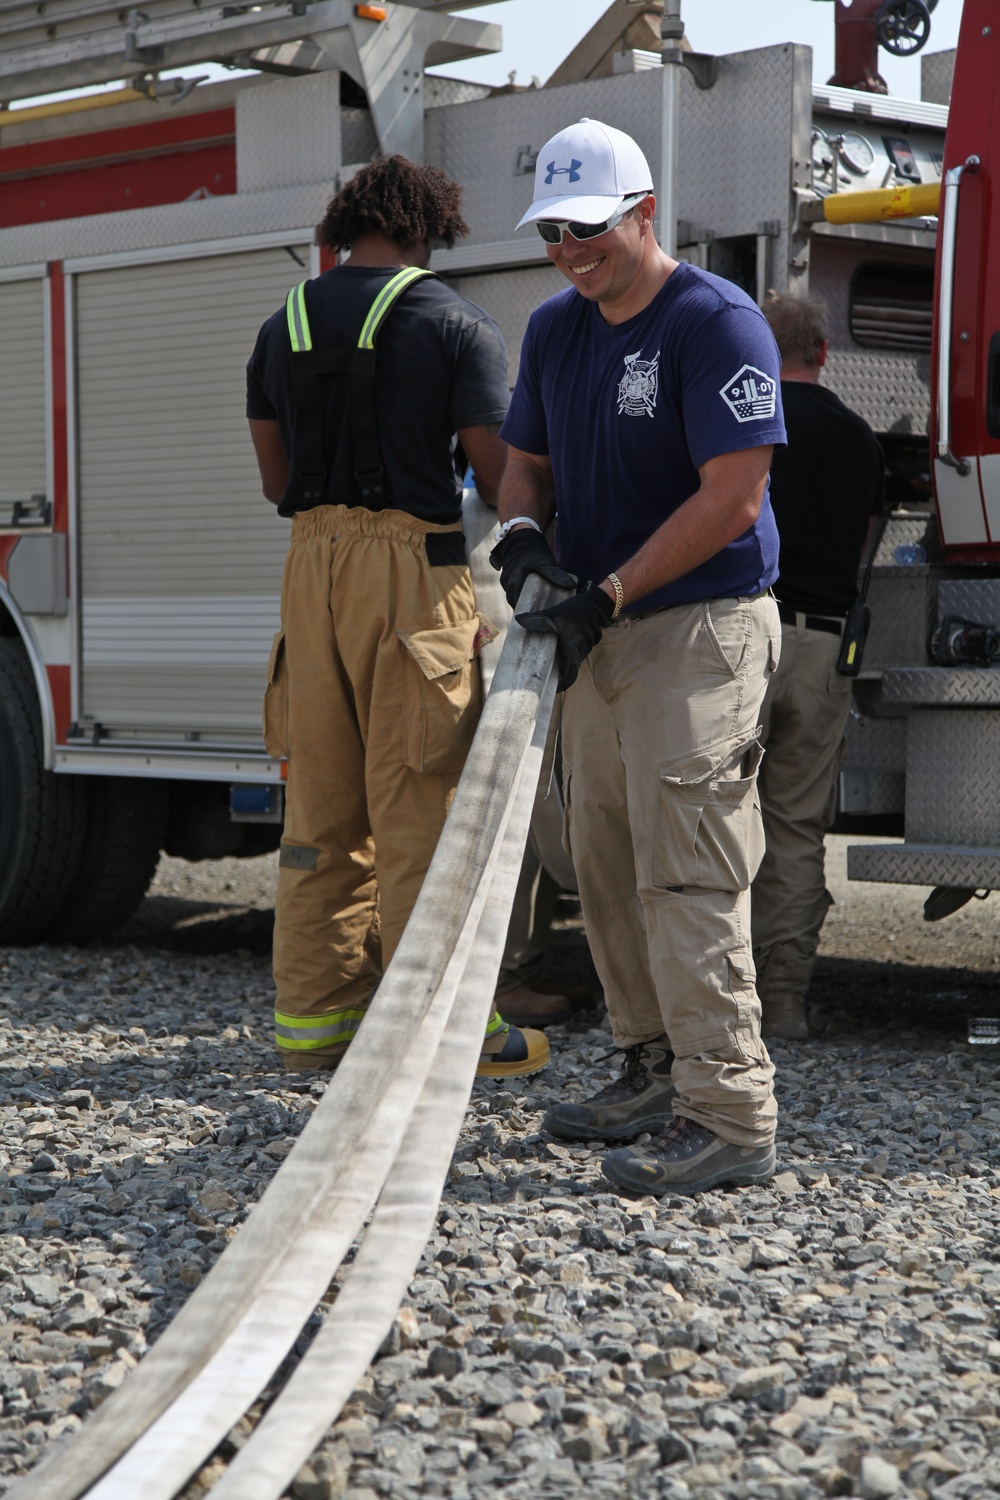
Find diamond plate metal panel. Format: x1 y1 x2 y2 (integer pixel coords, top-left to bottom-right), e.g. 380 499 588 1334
905 710 1000 844
839 769 905 814
844 710 907 771
821 349 931 439
938 579 1000 625
921 48 955 106
678 44 805 280
848 843 1000 888
426 71 665 249
428 46 809 294
809 237 933 437
342 106 378 166
445 265 561 385
872 515 940 568
863 573 934 672
0 183 331 269
236 72 342 193
882 668 1000 707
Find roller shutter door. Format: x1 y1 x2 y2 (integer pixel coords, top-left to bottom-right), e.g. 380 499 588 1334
0 278 46 519
75 246 306 738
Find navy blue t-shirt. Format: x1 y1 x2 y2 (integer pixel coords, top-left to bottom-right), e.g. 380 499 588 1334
501 262 786 612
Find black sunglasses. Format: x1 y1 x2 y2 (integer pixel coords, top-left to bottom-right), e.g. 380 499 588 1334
535 192 650 245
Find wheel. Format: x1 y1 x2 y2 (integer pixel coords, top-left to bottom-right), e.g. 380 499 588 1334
0 637 87 943
876 0 931 57
43 777 169 943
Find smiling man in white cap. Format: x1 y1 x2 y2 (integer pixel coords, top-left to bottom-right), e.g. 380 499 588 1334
490 118 786 1196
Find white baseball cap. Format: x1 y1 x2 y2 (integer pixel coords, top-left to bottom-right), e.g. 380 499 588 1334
515 118 653 231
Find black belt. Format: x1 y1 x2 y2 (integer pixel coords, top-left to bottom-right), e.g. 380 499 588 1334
777 605 844 637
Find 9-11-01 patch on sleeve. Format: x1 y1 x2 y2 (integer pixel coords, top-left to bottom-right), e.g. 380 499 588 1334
720 365 778 423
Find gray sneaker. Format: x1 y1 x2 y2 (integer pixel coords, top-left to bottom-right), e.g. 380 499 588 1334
602 1115 776 1196
542 1038 676 1142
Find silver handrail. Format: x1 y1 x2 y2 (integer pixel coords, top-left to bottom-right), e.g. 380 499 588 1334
936 153 981 477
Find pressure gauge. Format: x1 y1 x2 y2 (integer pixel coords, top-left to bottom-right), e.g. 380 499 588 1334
837 131 875 176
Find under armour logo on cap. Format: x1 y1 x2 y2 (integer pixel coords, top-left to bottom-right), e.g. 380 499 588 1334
514 118 653 234
545 159 582 185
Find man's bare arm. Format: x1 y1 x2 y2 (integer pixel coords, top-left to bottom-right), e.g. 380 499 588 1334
457 423 508 507
596 446 774 608
249 418 289 506
496 446 557 531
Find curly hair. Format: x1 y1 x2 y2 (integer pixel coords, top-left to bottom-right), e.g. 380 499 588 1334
318 155 469 252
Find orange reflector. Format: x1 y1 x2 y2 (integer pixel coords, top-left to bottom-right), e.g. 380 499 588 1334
355 3 386 18
280 760 289 781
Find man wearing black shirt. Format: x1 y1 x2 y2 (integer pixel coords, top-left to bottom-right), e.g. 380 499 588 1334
752 293 884 1040
246 155 548 1077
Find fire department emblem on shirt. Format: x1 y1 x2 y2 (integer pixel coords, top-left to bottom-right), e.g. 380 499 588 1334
720 364 777 423
617 349 660 418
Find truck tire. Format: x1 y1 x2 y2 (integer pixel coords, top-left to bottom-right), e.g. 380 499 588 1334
43 777 169 943
0 637 87 943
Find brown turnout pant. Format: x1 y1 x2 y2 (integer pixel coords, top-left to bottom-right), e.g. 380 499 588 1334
264 504 488 1065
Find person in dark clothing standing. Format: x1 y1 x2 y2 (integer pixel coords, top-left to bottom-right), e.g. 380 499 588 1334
752 293 885 1041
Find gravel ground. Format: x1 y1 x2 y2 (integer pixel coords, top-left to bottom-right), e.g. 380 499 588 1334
2 839 1000 1500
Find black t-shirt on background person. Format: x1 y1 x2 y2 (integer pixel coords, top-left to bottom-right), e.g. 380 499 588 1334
768 381 885 617
246 265 510 524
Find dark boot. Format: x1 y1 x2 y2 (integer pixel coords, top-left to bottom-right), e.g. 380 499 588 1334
542 1037 676 1142
603 1115 775 1196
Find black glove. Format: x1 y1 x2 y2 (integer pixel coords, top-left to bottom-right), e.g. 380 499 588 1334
516 582 615 692
489 527 576 609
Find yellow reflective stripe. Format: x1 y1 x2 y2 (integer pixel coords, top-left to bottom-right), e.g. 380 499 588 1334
484 1009 509 1038
357 266 432 350
285 280 311 353
274 1008 367 1030
274 1007 367 1048
278 1034 354 1052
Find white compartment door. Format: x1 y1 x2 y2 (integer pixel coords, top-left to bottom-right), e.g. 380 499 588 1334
74 245 306 740
0 277 47 525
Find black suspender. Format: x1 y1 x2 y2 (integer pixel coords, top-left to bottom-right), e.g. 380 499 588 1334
284 266 435 506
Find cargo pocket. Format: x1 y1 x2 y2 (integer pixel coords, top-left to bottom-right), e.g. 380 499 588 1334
262 630 288 759
398 616 483 775
653 734 765 892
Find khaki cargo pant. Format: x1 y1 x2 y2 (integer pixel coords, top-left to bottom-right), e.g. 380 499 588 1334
752 616 853 1006
263 504 489 1066
560 595 780 1149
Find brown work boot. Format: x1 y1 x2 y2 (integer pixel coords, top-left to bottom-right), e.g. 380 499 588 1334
496 983 574 1028
542 1037 675 1142
603 1115 776 1196
760 993 809 1041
